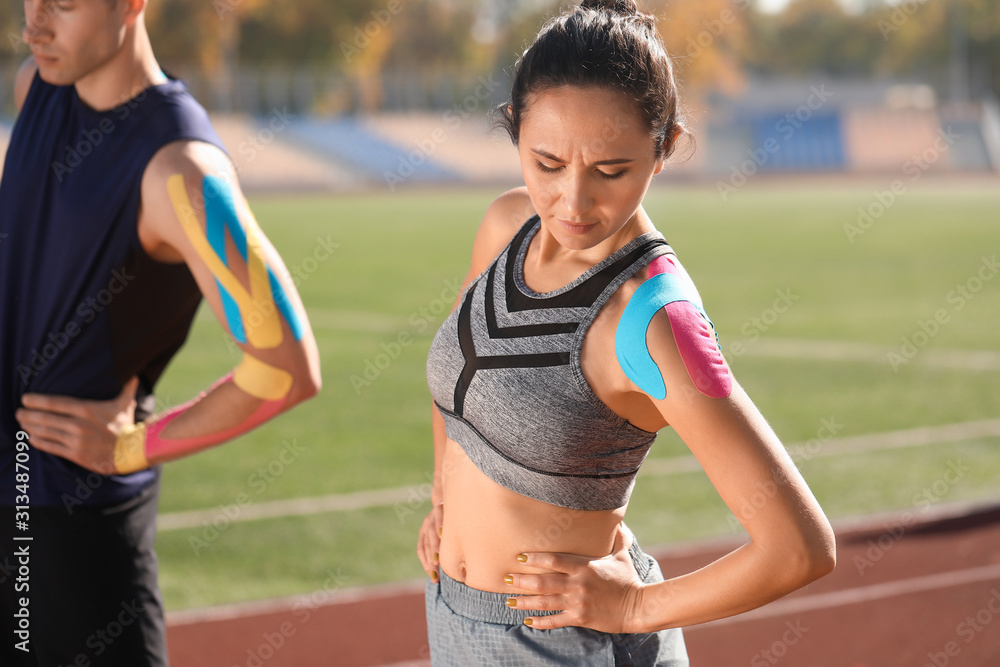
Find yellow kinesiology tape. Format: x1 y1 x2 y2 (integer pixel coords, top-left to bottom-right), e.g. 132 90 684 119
167 173 287 349
233 353 294 401
113 422 150 475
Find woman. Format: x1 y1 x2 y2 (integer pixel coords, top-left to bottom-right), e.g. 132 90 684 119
419 1 836 664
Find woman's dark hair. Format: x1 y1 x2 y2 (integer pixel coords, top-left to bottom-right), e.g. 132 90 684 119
498 0 685 161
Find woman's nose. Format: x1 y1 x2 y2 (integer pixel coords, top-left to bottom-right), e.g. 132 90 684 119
562 172 594 218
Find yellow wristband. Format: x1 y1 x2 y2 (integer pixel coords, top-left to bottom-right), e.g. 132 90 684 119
113 422 150 474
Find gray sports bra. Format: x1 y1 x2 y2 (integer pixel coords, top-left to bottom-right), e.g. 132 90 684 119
426 217 673 510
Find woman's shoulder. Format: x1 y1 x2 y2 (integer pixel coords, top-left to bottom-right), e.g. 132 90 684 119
468 187 536 276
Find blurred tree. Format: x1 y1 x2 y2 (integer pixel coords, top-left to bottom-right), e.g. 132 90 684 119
870 0 1000 100
239 0 374 65
651 0 749 97
488 0 560 74
146 0 260 73
738 0 1000 99
2 0 994 110
865 0 950 78
741 0 882 77
0 4 26 62
382 0 477 71
964 0 1000 99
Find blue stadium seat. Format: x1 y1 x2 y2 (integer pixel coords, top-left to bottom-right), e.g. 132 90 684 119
752 113 847 171
283 117 464 185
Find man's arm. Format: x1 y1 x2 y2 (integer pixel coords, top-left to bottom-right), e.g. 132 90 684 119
17 141 321 474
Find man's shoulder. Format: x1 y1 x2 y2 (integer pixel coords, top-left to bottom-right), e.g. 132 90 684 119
14 57 39 112
144 139 233 190
122 79 224 165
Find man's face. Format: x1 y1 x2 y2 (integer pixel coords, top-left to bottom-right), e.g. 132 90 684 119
23 0 128 87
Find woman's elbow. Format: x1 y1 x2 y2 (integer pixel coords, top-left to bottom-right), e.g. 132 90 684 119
805 539 837 581
791 523 837 585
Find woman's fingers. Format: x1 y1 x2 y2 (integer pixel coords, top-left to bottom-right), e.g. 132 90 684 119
505 545 647 633
520 611 573 630
613 521 633 554
514 550 587 574
503 571 568 594
417 505 444 581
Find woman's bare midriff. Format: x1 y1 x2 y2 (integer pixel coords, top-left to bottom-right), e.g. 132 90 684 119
438 436 627 595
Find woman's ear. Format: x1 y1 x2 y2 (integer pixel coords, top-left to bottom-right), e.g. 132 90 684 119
665 125 682 154
122 0 147 27
657 124 686 169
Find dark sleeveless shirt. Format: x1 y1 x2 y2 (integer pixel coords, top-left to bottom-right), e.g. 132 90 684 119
0 73 225 508
427 217 675 510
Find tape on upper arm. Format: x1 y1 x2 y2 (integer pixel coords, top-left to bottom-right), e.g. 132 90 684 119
166 174 304 349
615 255 732 400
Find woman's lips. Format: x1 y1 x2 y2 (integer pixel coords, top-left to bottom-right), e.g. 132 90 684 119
558 219 595 235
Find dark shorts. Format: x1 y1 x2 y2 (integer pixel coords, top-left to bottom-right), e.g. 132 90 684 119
0 477 168 667
426 541 688 666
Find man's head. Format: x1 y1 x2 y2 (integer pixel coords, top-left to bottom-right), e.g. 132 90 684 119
23 0 147 86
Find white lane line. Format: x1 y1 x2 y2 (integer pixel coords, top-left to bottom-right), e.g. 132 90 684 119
637 456 705 476
166 578 426 627
196 305 411 334
688 562 1000 630
727 337 1000 371
783 417 1000 460
157 487 417 532
641 417 1000 476
200 307 1000 370
157 419 1000 533
165 562 1000 632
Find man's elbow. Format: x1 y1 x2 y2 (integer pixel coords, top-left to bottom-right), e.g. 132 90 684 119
289 367 322 405
281 355 321 407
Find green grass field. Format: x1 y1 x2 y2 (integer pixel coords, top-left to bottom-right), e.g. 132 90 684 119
153 183 1000 611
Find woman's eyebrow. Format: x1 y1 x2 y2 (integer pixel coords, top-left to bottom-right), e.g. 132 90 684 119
531 148 634 166
531 148 566 162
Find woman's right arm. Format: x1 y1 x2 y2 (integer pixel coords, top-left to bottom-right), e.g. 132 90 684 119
416 187 535 580
416 406 448 581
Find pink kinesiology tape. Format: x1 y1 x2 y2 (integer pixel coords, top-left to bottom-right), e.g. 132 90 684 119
143 374 286 462
648 256 733 399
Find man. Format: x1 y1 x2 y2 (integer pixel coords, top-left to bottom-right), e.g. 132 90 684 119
0 1 322 664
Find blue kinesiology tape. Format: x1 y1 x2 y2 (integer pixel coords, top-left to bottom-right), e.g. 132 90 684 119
614 272 711 400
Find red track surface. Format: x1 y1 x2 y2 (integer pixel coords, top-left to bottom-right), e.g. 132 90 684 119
167 503 1000 666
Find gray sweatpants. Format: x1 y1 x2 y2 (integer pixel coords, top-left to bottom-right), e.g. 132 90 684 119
425 542 688 666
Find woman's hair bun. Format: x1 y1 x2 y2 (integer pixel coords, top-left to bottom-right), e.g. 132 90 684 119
580 0 640 17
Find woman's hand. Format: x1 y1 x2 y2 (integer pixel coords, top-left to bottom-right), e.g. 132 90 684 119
15 377 139 475
503 524 647 632
417 502 444 582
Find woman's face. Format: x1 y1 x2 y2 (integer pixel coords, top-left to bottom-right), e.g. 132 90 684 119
518 85 665 251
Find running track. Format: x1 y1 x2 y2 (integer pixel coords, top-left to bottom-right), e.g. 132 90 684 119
166 502 1000 666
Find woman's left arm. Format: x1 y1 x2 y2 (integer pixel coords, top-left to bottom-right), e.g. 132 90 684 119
508 304 835 632
626 359 837 632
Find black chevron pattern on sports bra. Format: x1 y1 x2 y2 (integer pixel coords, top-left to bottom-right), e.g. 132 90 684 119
452 220 669 416
504 219 669 312
455 285 570 416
